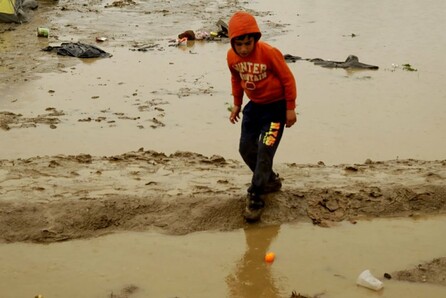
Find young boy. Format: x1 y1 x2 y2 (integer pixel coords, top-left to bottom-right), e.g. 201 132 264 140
227 11 297 222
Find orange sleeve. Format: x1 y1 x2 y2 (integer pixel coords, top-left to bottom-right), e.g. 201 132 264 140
269 47 297 110
227 51 244 106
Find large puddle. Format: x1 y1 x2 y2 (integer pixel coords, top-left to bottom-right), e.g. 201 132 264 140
0 216 445 297
1 0 445 164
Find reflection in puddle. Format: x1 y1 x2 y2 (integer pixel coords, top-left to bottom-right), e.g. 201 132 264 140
0 216 445 298
227 225 282 298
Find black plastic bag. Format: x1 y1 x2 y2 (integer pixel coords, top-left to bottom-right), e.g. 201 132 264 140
42 42 112 58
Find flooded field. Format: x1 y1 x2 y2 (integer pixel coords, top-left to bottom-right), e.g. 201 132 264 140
1 0 445 164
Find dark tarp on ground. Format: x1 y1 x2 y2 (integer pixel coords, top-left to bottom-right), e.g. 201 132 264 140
42 42 112 58
284 54 379 70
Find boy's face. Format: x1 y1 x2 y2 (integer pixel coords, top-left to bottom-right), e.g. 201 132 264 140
234 36 255 57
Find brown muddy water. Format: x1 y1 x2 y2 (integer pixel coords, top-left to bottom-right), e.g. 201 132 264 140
1 0 445 165
1 1 446 297
1 216 445 298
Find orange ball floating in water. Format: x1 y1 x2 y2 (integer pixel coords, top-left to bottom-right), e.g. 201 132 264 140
265 252 275 263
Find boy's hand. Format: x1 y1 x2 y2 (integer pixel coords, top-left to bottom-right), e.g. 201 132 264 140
286 110 297 127
229 105 241 124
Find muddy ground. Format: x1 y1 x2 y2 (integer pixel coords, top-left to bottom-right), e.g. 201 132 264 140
1 0 446 290
0 149 445 287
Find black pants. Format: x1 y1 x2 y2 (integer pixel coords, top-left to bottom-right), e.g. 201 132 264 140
239 100 286 195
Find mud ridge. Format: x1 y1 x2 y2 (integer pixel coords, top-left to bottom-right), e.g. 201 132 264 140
0 150 445 243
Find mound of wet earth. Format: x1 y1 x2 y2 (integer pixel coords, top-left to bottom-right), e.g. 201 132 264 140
0 149 445 244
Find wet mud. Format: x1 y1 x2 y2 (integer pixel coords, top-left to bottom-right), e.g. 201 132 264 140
0 149 445 245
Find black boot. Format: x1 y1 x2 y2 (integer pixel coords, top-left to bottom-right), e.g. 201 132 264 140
244 193 265 223
247 173 282 194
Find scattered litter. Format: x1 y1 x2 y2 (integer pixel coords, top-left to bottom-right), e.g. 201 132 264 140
284 54 302 63
285 54 379 70
178 30 195 40
104 0 136 8
171 19 229 47
37 27 49 38
216 19 228 36
168 37 188 47
130 43 162 52
290 291 324 298
383 272 392 279
342 33 358 38
402 63 417 71
309 55 379 69
356 269 384 291
177 37 188 46
95 36 107 42
195 31 210 40
42 42 112 58
390 63 418 72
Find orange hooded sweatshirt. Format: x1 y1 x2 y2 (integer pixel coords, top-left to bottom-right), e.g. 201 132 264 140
227 11 297 110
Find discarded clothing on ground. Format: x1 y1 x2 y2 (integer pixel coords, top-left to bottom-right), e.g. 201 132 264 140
176 19 228 41
284 54 302 63
284 54 378 70
42 42 112 58
311 55 379 69
178 30 196 40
